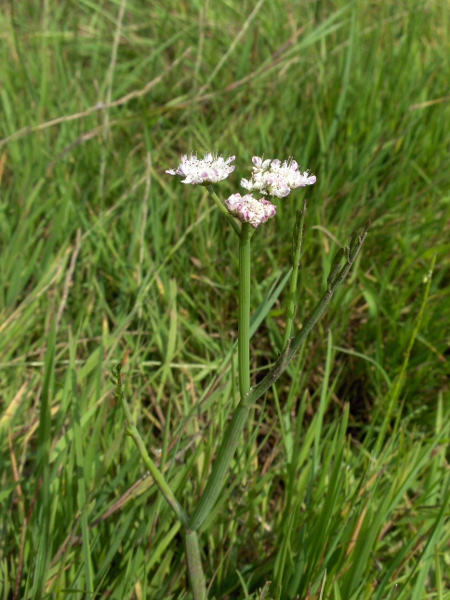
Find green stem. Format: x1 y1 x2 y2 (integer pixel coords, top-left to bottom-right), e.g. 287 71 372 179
116 365 209 599
243 221 370 406
282 200 307 351
206 185 241 236
188 402 250 531
238 223 252 397
188 221 370 532
185 530 207 600
188 223 252 530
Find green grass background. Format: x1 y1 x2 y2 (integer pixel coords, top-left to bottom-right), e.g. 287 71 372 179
0 0 449 598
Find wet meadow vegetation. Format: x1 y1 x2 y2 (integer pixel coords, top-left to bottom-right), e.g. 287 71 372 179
0 0 449 598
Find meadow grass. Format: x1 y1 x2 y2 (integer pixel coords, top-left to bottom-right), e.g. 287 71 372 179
0 0 449 598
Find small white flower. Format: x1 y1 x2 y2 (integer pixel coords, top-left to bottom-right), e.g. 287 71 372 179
241 174 266 192
251 156 272 172
166 152 235 185
241 156 316 198
224 193 276 229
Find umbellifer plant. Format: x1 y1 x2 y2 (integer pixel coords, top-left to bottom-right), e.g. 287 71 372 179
113 151 369 599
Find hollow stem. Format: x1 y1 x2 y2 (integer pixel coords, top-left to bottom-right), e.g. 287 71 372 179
206 185 240 235
188 221 369 532
185 530 207 600
238 222 252 397
115 364 208 599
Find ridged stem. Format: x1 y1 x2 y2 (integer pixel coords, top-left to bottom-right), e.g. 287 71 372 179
206 185 240 236
238 223 252 397
185 530 207 600
188 221 370 532
116 364 208 599
188 402 250 531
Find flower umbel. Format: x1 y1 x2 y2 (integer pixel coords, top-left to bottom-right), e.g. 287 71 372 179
241 156 316 199
166 152 235 185
225 193 276 229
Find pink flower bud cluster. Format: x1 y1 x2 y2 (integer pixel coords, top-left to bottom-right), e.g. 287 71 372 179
224 193 276 229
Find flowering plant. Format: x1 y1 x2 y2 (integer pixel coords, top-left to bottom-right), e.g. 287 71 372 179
166 152 236 185
116 151 369 600
241 155 316 198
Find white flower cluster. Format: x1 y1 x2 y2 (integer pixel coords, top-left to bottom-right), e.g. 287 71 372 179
224 193 276 229
241 156 316 199
166 152 235 185
166 152 316 229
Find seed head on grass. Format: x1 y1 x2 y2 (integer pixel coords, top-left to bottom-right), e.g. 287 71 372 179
241 155 316 198
166 152 235 184
224 193 276 228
